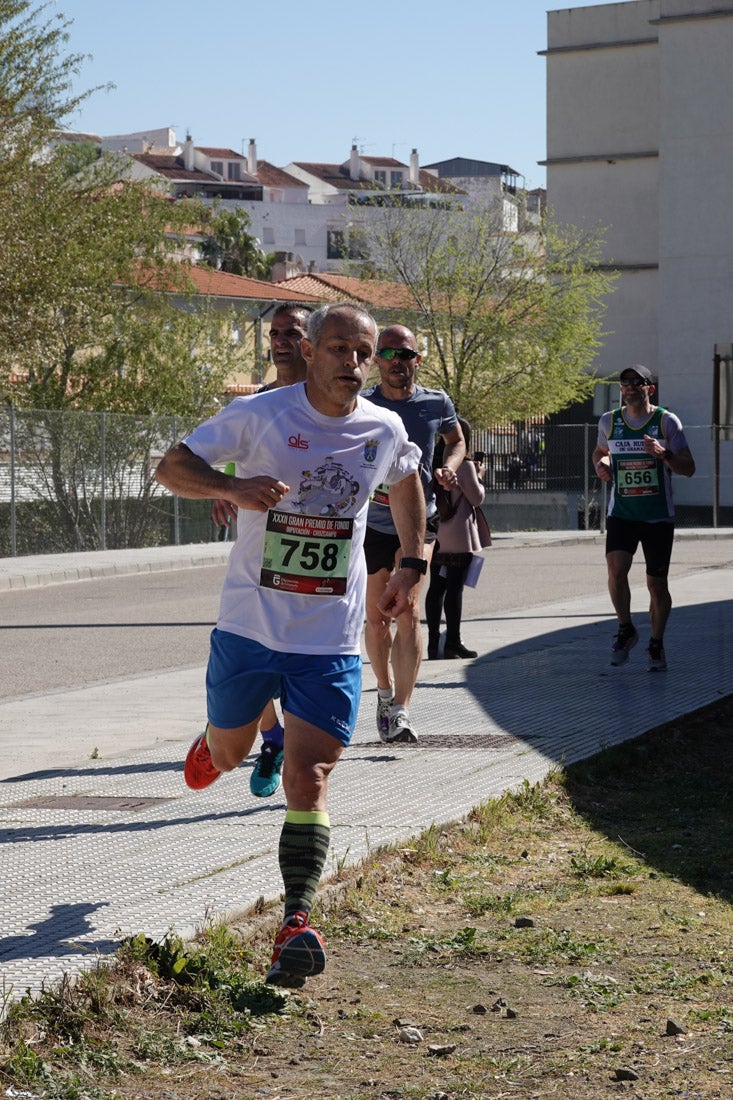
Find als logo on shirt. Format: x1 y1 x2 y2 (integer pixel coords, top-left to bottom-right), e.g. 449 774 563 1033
363 439 379 463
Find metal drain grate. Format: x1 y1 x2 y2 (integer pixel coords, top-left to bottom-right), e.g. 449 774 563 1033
365 733 524 750
8 795 175 811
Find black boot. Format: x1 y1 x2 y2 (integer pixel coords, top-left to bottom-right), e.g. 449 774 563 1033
427 634 440 660
444 640 478 659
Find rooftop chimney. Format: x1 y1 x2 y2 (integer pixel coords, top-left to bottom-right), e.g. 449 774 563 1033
183 132 195 172
247 138 257 176
349 143 360 181
409 148 420 185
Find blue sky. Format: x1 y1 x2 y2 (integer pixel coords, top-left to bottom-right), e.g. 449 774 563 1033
57 0 612 191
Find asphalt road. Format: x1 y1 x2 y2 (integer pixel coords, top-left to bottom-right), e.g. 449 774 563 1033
2 534 731 701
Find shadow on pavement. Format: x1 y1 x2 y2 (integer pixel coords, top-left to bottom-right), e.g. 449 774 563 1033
0 902 118 963
0 798 285 845
458 599 733 903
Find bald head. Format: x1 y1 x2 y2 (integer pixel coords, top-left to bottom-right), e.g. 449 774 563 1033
378 325 418 351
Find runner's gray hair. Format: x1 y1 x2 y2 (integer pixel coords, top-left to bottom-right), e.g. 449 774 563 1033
307 302 376 346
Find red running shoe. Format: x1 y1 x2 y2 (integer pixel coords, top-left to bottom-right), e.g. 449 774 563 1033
184 729 221 790
265 911 326 987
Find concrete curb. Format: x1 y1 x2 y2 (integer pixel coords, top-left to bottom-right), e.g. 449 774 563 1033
2 529 730 591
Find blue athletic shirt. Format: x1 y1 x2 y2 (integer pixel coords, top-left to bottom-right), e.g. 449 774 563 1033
362 384 458 535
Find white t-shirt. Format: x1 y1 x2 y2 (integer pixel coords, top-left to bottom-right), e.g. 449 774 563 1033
183 382 421 655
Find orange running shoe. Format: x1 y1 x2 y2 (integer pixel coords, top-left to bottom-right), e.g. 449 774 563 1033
184 729 221 790
265 911 326 987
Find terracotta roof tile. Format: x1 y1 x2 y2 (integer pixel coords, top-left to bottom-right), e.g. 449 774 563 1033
132 153 260 188
361 156 406 168
290 163 375 191
256 160 308 189
196 147 246 160
184 266 321 302
289 160 464 195
132 153 215 182
131 263 322 303
417 170 465 194
274 273 417 311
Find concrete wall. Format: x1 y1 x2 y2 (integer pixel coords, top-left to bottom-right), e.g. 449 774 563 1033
546 0 733 507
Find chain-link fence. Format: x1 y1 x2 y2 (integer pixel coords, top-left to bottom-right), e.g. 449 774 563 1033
1 407 730 556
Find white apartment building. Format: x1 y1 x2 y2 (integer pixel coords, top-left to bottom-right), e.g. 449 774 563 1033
544 0 733 512
101 132 469 274
422 156 524 230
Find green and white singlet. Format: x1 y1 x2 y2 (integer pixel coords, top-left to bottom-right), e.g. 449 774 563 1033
607 406 674 521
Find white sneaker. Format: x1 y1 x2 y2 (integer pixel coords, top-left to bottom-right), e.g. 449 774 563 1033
384 707 418 744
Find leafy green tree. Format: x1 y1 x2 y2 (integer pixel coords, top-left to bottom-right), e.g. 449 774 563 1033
356 202 616 425
0 2 253 549
0 2 241 416
0 0 101 157
0 148 238 414
200 205 274 279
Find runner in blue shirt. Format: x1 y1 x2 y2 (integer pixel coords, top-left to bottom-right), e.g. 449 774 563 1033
362 325 465 743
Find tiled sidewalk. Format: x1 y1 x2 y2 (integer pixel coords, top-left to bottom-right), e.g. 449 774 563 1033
1 553 731 1011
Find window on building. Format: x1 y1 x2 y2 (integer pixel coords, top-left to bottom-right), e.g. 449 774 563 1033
227 162 241 180
262 226 275 245
294 228 306 245
327 227 366 260
374 170 386 186
327 229 346 259
210 160 223 176
390 171 403 188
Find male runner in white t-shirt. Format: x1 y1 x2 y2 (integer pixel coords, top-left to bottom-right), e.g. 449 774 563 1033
155 302 425 988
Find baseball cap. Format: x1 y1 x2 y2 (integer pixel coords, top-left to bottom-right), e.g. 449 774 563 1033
619 365 655 384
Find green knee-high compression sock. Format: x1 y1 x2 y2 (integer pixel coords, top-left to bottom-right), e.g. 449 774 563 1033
278 810 331 920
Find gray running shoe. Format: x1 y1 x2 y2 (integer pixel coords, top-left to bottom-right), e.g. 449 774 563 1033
384 708 418 744
376 694 393 740
610 625 638 666
648 639 667 672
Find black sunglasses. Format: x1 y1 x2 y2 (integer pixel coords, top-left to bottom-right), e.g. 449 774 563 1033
620 377 648 387
377 348 419 362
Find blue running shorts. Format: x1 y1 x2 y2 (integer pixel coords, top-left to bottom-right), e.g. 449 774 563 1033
206 628 362 746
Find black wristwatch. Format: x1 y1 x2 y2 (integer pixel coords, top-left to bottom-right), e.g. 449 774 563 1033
399 557 428 575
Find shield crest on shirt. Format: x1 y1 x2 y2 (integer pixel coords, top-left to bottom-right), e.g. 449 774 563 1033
364 439 378 463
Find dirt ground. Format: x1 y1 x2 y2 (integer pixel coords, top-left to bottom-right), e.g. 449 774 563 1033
2 698 731 1100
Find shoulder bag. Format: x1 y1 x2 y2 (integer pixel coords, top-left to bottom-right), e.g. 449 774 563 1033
474 506 492 548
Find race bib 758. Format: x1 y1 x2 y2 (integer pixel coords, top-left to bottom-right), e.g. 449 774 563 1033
260 510 354 595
